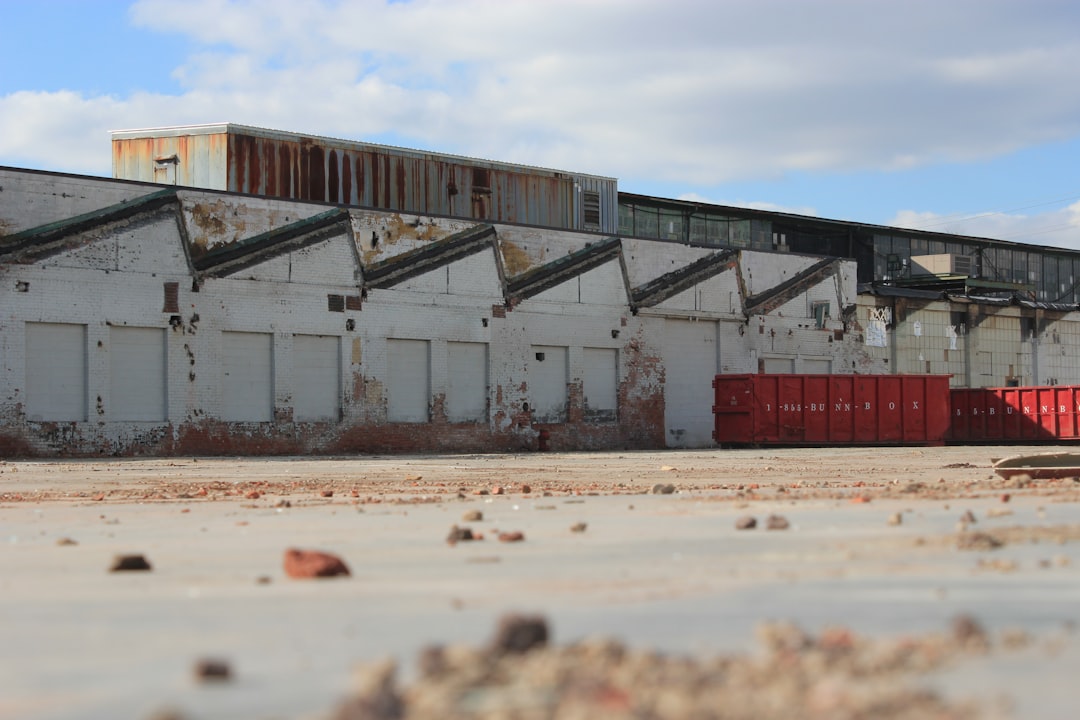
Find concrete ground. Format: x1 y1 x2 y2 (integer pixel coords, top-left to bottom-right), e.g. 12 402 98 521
1 445 1079 719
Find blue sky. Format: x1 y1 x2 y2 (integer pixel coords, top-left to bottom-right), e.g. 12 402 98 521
3 0 1080 250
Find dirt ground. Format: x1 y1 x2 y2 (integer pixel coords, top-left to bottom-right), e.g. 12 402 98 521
2 445 1079 719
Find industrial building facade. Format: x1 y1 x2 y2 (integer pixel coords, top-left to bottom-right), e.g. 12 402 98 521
1 124 1078 456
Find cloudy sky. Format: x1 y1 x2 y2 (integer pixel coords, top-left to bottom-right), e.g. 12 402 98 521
3 0 1080 250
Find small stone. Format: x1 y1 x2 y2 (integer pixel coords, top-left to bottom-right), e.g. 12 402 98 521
492 486 504 495
887 512 903 526
446 525 475 544
275 499 291 508
661 465 677 472
570 522 587 533
520 484 532 494
957 532 1003 551
462 510 483 522
498 531 525 542
490 613 549 655
245 490 261 500
195 488 208 497
193 658 231 682
56 537 78 546
651 483 676 495
1000 493 1011 503
110 554 152 572
321 490 334 498
255 575 272 584
735 515 757 530
961 510 977 524
765 515 790 530
336 659 403 720
405 475 423 482
951 614 989 651
92 493 105 501
283 548 350 579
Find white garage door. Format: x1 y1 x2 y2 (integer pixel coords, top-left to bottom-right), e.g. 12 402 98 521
110 326 166 421
529 345 568 423
294 334 340 422
25 322 87 422
583 347 617 420
222 332 273 422
447 342 487 422
662 319 718 447
387 339 430 422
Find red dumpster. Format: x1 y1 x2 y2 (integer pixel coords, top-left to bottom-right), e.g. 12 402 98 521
949 385 1080 442
712 374 952 446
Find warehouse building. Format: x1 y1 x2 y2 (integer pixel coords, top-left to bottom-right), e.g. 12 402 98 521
0 124 1077 456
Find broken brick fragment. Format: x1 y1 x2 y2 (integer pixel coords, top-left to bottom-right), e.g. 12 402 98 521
283 548 350 579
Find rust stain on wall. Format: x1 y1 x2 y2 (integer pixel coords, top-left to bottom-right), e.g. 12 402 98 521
187 200 235 257
500 239 533 276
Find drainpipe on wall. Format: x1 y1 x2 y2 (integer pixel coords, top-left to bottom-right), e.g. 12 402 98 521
1031 309 1041 386
889 298 899 374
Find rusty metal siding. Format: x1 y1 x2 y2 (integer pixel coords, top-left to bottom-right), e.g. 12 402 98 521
112 127 230 190
113 125 617 232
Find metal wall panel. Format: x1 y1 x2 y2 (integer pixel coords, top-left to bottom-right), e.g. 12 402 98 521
529 345 568 423
112 125 618 232
446 342 487 422
583 348 617 419
293 334 340 422
109 327 166 421
25 322 87 422
221 332 273 422
663 319 718 447
387 339 430 423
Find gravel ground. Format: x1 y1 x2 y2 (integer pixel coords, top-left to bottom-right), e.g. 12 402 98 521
1 445 1079 719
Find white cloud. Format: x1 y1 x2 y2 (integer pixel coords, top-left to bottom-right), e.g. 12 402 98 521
3 0 1080 197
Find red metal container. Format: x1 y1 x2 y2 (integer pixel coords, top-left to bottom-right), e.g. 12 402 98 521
712 374 952 446
948 385 1080 442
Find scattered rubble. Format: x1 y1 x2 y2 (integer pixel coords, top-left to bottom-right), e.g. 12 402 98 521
193 658 232 682
283 548 350 579
331 614 1003 719
109 554 152 572
735 515 757 530
766 514 790 530
446 526 477 545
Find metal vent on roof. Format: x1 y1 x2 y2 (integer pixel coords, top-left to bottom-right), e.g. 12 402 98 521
583 190 601 230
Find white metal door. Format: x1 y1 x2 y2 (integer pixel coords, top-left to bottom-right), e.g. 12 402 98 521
293 335 340 422
529 345 568 422
25 322 87 422
662 319 717 447
110 327 166 421
583 347 617 419
221 332 273 422
387 339 430 422
447 342 487 422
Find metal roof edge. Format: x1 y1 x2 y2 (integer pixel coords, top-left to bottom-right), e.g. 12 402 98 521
631 249 739 309
506 237 623 300
363 224 499 289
